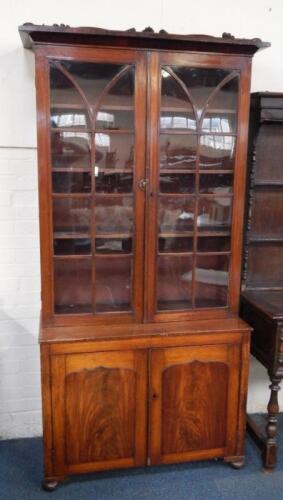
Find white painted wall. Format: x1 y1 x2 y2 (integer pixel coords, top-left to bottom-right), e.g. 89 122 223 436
0 0 282 438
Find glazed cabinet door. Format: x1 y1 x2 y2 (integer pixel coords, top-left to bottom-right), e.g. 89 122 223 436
145 51 251 321
50 349 147 476
149 343 241 464
36 47 146 324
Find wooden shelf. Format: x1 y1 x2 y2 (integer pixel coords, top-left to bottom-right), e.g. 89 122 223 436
51 127 134 134
53 254 91 259
96 232 132 239
54 232 91 239
160 169 233 174
50 102 134 112
248 236 283 243
52 193 91 198
52 167 91 172
253 180 283 187
160 106 237 114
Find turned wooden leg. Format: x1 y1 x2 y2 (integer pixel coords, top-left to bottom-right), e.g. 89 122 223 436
264 377 281 470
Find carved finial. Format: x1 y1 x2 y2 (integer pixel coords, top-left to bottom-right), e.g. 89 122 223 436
222 32 235 40
159 29 168 34
53 23 70 28
126 28 137 32
143 26 155 33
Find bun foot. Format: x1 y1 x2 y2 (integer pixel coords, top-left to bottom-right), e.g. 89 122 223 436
230 458 245 469
42 479 59 491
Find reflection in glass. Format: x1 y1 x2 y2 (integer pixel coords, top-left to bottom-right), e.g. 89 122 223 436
54 238 91 255
160 135 197 170
201 114 236 134
95 196 133 234
51 131 91 169
197 236 230 252
159 237 193 253
95 257 132 312
95 133 134 169
159 196 195 233
95 238 132 254
53 198 91 235
199 135 235 169
52 172 91 193
160 113 196 130
197 197 232 231
160 174 195 194
54 258 92 314
157 255 193 310
195 255 229 307
51 108 89 129
96 110 134 130
96 172 133 193
199 174 233 194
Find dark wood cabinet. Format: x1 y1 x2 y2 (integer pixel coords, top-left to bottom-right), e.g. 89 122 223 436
19 24 268 489
241 92 283 470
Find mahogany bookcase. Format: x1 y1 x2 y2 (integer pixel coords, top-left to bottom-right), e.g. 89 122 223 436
19 23 269 490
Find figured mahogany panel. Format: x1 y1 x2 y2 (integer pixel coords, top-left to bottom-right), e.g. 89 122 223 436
50 349 147 472
66 366 135 463
162 360 228 454
150 343 241 464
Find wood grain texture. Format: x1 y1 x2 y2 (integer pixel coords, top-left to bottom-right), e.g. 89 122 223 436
161 360 228 454
66 366 136 463
54 349 148 470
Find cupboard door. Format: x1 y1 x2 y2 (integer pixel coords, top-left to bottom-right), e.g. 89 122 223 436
51 350 147 475
145 51 251 320
42 47 147 322
149 343 241 464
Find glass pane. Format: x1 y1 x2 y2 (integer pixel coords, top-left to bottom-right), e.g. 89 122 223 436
51 106 89 129
96 238 132 254
157 255 193 310
199 174 233 194
159 196 195 233
51 131 91 169
195 255 229 307
95 196 133 235
197 236 230 252
201 77 238 133
96 110 133 130
170 67 230 110
255 124 283 182
97 66 134 110
54 238 91 255
95 257 131 312
52 172 91 193
197 197 232 231
160 135 197 170
159 237 193 253
54 258 92 314
55 62 123 105
95 133 134 169
96 172 133 193
250 189 283 238
53 198 91 235
161 68 196 129
199 135 236 170
50 65 89 110
160 174 195 194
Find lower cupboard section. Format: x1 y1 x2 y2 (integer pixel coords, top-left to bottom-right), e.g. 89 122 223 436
41 335 249 482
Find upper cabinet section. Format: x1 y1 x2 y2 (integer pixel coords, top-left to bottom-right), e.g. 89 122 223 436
20 25 269 325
